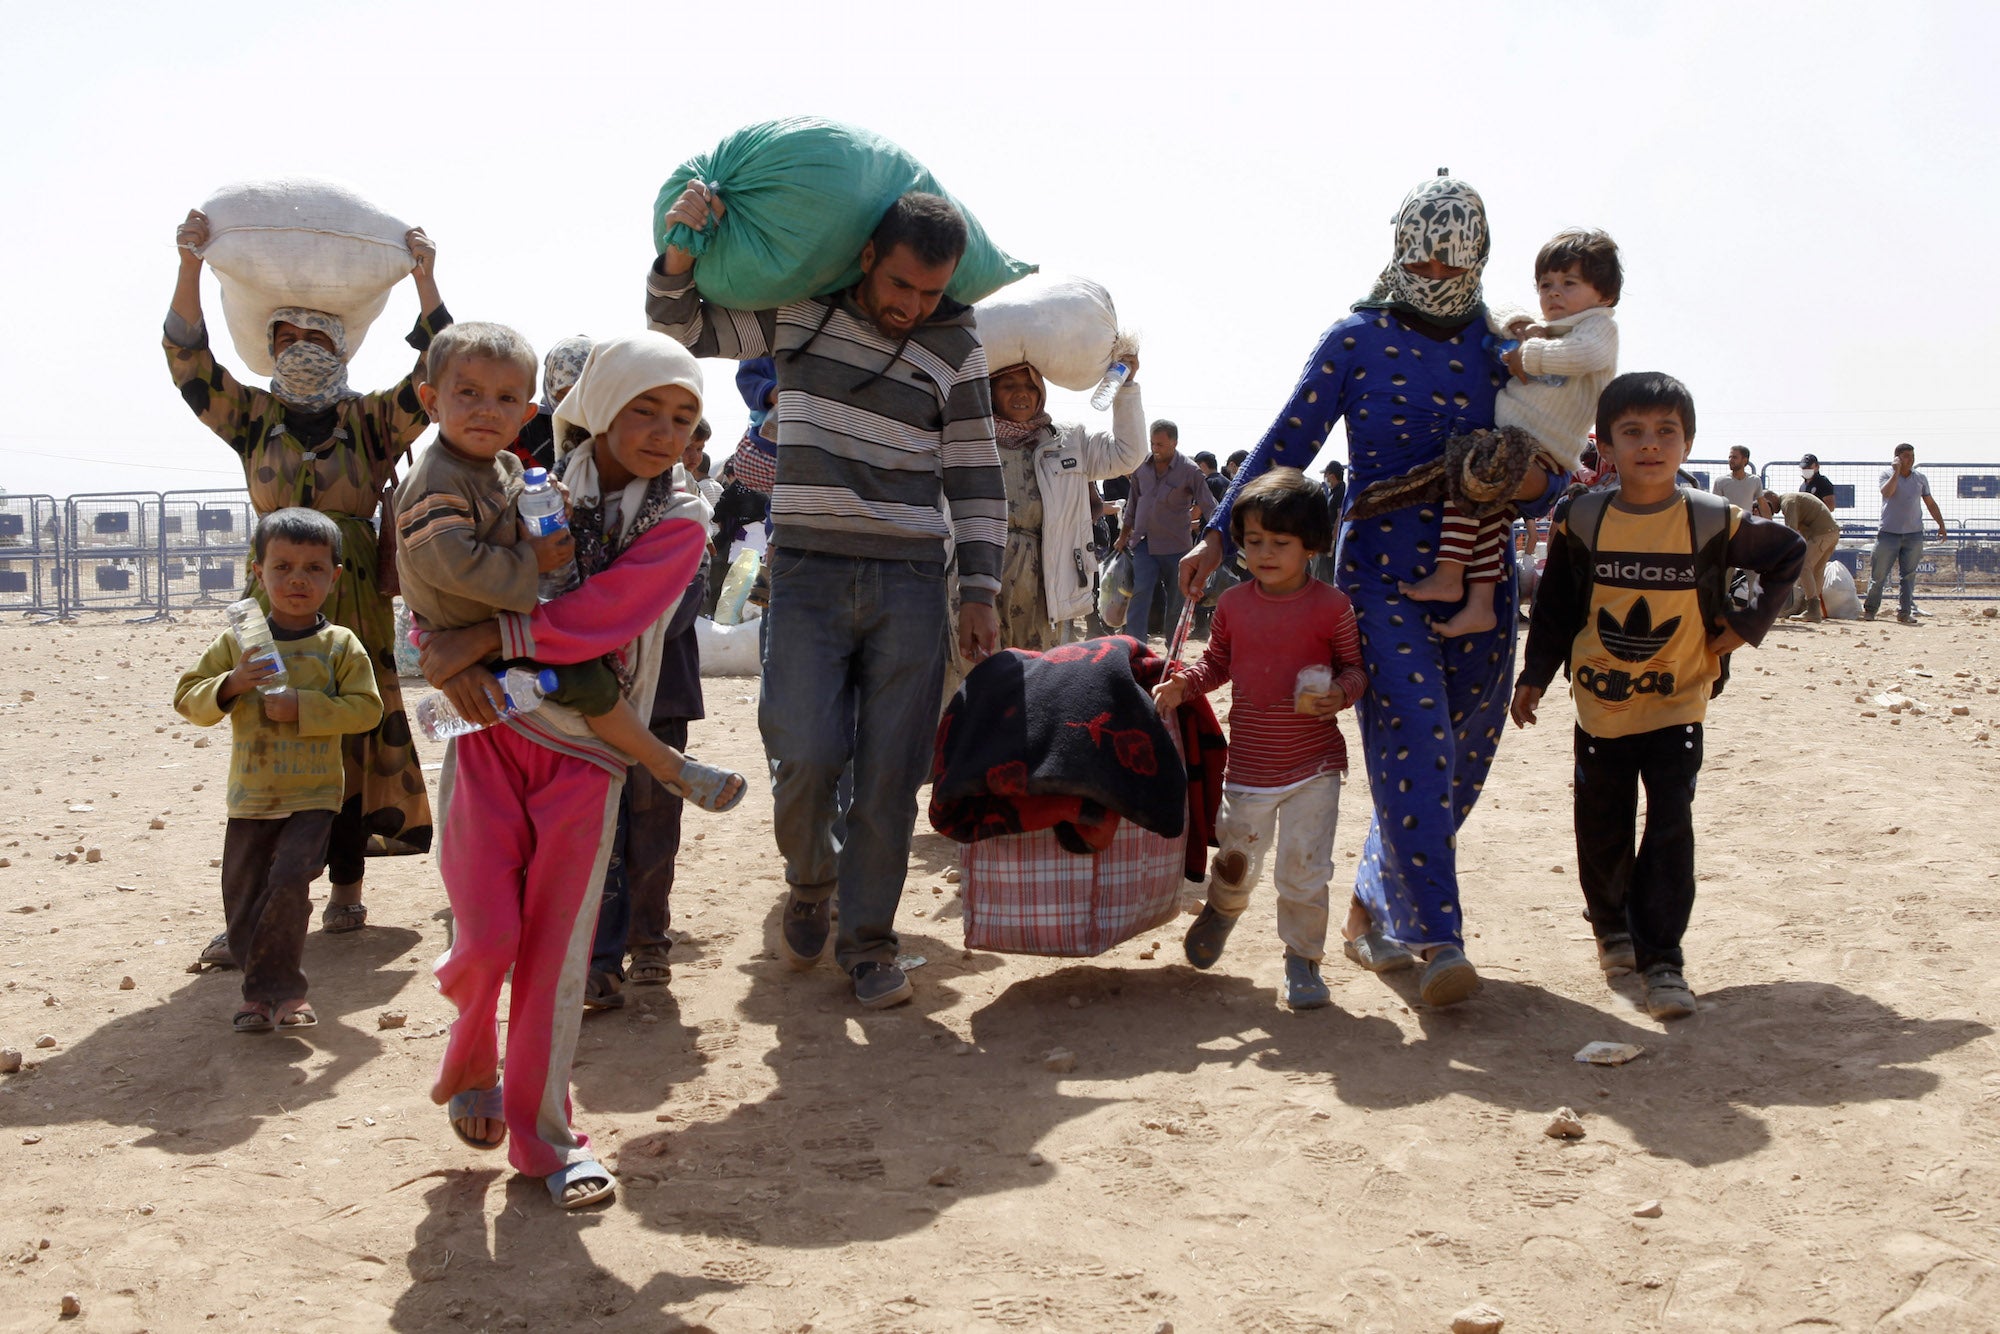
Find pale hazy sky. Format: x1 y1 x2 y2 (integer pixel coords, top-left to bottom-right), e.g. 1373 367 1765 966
5 1 1996 501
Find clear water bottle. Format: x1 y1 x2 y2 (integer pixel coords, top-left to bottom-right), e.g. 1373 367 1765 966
518 468 578 600
1089 360 1131 412
415 666 560 742
713 547 761 626
225 598 290 696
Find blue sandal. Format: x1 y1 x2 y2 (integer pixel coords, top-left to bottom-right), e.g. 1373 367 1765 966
671 758 747 813
447 1084 505 1151
547 1158 616 1209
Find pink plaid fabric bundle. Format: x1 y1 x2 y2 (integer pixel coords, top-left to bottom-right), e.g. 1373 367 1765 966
959 730 1187 956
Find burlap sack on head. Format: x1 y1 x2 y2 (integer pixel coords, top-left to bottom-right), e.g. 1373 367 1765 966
973 274 1123 392
200 177 413 376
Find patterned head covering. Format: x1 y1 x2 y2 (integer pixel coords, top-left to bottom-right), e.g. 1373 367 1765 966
541 335 594 410
265 307 354 413
1356 174 1490 324
989 362 1051 445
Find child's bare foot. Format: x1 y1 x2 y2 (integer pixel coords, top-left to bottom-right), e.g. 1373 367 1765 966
1434 589 1499 638
1399 563 1466 604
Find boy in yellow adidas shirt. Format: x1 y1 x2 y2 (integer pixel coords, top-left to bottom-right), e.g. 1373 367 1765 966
1510 373 1803 1020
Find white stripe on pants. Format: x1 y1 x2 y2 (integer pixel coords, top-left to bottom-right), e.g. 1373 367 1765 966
1207 772 1343 960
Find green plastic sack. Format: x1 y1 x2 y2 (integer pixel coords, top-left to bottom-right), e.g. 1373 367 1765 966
654 117 1035 311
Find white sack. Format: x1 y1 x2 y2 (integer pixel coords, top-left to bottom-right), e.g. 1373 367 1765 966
200 177 414 376
1822 560 1861 619
696 616 763 676
972 273 1120 391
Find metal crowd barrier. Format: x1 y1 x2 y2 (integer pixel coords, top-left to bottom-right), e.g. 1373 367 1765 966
7 469 1998 620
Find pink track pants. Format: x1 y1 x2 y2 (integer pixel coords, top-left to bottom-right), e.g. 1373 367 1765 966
431 725 621 1177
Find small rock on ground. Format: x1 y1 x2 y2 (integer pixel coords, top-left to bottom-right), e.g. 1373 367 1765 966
1043 1047 1078 1073
1451 1303 1505 1334
1633 1199 1663 1218
1544 1107 1586 1139
60 1293 80 1317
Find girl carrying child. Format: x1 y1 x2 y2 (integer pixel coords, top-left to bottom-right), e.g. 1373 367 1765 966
415 333 711 1209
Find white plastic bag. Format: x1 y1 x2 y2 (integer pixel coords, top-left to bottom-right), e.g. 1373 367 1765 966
200 177 414 376
695 616 763 676
1822 560 1861 619
973 273 1121 391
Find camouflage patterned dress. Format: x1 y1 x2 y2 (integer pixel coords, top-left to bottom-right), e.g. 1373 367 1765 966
163 309 448 862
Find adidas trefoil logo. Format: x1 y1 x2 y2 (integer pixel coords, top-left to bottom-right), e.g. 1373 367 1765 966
1596 597 1681 663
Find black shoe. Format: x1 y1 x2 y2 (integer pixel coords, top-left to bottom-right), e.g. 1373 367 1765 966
191 930 236 972
779 892 832 971
850 961 912 1009
1183 904 1239 970
583 969 625 1011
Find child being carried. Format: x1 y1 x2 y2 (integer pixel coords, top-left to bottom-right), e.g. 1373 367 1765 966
397 322 744 812
1366 228 1623 637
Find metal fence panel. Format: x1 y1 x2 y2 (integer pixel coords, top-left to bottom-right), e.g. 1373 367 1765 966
162 489 256 609
64 492 165 619
0 494 64 615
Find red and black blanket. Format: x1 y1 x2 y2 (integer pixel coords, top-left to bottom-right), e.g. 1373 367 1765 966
929 636 1225 879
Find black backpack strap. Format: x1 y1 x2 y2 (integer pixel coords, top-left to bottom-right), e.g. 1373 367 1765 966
1682 488 1737 696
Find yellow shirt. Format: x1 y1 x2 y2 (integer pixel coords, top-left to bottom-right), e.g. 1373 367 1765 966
173 620 384 818
1566 494 1736 738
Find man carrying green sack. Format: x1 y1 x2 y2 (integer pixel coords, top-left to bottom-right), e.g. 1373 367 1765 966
653 116 1034 310
647 184 1005 1011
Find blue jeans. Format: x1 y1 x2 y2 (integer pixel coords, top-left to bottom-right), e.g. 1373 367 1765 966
759 551 948 971
1864 530 1924 618
1125 537 1186 643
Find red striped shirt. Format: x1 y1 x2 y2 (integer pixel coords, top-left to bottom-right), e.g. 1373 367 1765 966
1179 579 1368 789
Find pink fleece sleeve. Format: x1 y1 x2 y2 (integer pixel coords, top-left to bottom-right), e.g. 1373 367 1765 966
496 518 707 664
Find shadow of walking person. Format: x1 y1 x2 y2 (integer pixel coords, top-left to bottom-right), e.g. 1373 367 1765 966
389 1168 736 1331
0 925 423 1154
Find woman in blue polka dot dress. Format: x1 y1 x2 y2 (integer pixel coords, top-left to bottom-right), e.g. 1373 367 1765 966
1181 175 1564 1006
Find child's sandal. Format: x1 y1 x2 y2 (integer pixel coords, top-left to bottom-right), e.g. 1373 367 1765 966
275 999 317 1029
670 758 746 813
447 1084 506 1151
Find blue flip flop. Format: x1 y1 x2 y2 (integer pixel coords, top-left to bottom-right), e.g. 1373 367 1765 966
547 1159 616 1210
447 1084 505 1151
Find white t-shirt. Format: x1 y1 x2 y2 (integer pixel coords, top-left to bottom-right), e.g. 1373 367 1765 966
1713 472 1761 510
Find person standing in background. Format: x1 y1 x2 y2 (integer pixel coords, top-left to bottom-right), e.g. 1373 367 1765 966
1863 443 1948 624
1312 460 1347 585
1712 445 1762 510
1116 419 1217 642
1798 453 1838 509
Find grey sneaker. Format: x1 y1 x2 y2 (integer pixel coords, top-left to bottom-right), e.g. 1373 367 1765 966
850 961 912 1010
1643 965 1697 1020
1597 933 1637 975
1419 945 1480 1007
779 891 832 971
1284 953 1331 1010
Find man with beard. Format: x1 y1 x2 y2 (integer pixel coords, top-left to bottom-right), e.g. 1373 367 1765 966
647 186 1005 1009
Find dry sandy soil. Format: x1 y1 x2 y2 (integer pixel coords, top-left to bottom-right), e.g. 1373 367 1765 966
2 606 1998 1333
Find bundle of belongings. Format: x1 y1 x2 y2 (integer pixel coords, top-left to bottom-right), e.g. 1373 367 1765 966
930 637 1225 957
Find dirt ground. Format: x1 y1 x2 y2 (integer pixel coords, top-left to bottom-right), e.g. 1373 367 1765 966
2 606 1998 1333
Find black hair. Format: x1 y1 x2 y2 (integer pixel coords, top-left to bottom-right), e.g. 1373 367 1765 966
253 506 343 563
696 451 712 476
868 192 968 269
1322 459 1345 476
693 417 713 444
1193 450 1217 469
1535 228 1623 306
1150 419 1179 443
1728 445 1751 461
1225 449 1248 469
1894 441 1915 457
1595 371 1696 444
1229 468 1333 554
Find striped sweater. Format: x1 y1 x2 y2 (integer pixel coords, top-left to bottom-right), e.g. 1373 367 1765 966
1178 579 1369 790
645 257 1007 602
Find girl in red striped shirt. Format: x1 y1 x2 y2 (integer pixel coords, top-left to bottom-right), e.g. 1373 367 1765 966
1153 469 1366 1009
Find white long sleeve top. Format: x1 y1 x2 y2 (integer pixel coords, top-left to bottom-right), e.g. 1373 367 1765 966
1491 305 1619 471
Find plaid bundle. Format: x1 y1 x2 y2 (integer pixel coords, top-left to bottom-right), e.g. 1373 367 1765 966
959 729 1187 957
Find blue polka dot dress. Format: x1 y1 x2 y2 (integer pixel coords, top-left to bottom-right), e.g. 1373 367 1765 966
1217 308 1561 950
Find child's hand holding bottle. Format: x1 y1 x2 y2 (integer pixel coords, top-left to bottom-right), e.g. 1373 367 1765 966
261 687 300 723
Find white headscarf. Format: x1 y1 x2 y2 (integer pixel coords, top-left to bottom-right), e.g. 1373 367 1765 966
265 307 356 412
1356 175 1490 324
553 332 709 547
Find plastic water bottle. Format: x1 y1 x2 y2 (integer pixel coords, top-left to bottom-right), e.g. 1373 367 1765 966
713 547 761 626
414 666 560 742
518 469 578 600
225 598 290 696
1089 360 1131 411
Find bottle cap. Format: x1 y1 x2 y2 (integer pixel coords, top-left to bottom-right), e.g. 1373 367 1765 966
523 468 549 485
535 669 560 694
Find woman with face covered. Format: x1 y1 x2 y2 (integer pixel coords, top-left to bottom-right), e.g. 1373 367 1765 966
1179 174 1565 1006
167 208 449 941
